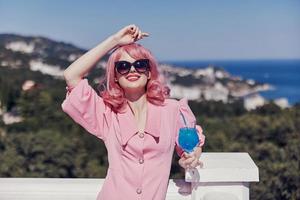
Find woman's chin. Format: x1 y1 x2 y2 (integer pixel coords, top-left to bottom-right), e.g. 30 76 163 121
122 83 147 93
119 79 147 90
125 85 145 91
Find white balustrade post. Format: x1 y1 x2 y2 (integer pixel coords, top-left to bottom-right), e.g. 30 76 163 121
185 152 259 200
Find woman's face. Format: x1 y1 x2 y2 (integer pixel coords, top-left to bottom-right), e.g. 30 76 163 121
115 52 151 92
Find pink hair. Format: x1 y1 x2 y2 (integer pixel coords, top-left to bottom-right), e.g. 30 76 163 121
98 43 170 113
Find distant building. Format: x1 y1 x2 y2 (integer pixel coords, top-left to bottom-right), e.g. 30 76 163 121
202 82 229 103
170 84 201 100
243 94 266 110
274 98 289 109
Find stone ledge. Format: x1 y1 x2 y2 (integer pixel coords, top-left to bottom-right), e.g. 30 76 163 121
186 152 259 182
0 178 191 200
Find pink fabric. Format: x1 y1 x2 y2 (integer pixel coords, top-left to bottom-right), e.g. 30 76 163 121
61 78 205 200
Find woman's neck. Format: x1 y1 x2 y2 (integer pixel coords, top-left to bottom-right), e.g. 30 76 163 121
125 90 147 116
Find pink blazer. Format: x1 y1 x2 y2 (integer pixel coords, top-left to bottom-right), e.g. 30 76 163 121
61 78 205 200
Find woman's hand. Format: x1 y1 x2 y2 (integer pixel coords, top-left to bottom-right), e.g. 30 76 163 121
178 147 203 169
112 24 149 47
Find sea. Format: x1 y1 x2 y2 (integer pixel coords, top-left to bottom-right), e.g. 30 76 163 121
163 59 300 105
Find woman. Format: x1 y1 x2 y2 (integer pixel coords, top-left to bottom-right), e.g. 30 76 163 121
61 24 205 200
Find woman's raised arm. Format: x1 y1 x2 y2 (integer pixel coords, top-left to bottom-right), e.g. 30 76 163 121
63 24 149 88
63 35 118 88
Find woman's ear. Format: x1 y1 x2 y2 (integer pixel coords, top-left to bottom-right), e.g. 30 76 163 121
147 71 151 79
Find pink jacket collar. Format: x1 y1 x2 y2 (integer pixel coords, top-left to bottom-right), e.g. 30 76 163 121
117 101 162 146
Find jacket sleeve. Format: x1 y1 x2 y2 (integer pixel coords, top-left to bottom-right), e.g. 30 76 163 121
61 78 112 141
175 98 205 157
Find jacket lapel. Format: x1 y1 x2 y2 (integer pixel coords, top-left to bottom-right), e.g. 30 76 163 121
117 100 161 146
144 101 161 138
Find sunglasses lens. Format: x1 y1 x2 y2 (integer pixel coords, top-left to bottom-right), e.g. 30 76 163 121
115 61 131 75
134 60 149 73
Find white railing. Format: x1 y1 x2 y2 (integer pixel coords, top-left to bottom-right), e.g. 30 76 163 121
186 152 259 200
0 152 259 200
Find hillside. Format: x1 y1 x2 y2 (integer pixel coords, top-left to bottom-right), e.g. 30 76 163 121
0 33 275 109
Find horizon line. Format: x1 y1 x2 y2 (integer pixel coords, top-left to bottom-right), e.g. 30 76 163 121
159 58 300 62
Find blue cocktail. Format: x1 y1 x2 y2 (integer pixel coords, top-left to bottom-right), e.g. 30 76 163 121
178 111 200 153
178 127 200 153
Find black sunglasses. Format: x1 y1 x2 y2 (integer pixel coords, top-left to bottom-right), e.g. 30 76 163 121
114 59 150 75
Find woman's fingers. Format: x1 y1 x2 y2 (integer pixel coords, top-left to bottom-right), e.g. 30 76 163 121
186 160 200 169
181 156 195 169
118 24 149 43
190 158 200 168
178 157 185 168
129 24 136 32
127 24 149 39
132 27 139 38
179 151 204 169
179 157 190 169
137 30 142 40
134 29 140 40
183 152 196 158
182 152 189 158
124 24 134 35
114 24 149 46
142 32 150 37
183 156 196 165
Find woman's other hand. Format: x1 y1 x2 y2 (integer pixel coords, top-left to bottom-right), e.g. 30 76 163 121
112 24 149 46
178 148 203 169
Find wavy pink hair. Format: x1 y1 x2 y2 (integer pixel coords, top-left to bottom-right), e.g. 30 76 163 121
98 43 170 113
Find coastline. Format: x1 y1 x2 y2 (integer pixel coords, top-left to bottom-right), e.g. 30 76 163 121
162 59 300 105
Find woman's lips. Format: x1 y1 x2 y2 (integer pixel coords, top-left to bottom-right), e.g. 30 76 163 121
127 76 140 81
126 74 140 81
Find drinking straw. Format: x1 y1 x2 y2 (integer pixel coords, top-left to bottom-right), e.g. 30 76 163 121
180 111 188 127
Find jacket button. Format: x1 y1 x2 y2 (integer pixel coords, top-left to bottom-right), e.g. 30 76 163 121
139 158 144 164
138 132 144 138
136 188 142 194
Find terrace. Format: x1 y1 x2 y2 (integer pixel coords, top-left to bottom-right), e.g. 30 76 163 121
0 152 259 200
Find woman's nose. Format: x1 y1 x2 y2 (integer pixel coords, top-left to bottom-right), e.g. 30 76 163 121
129 65 136 72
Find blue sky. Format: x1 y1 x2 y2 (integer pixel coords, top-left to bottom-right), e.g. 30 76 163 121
0 0 299 61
